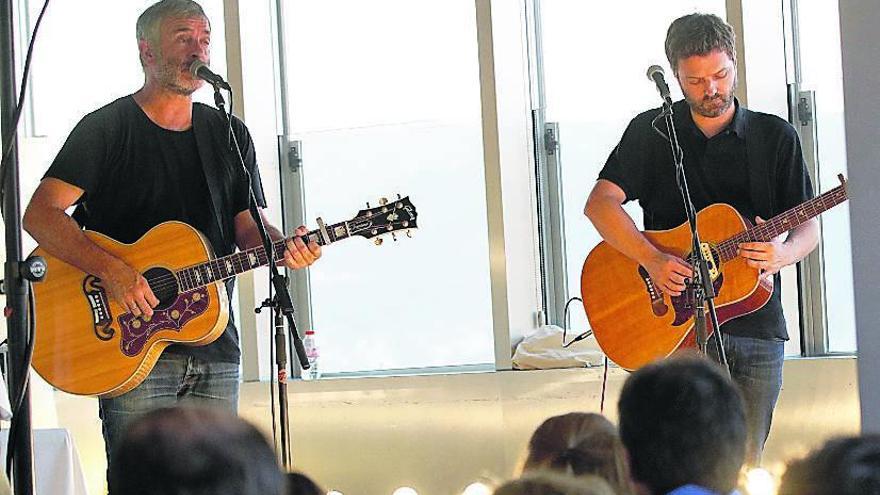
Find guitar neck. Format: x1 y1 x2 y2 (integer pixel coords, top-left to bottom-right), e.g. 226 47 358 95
718 182 849 263
175 222 350 292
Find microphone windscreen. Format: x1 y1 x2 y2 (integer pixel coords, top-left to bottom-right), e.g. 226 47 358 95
646 64 665 81
189 59 208 78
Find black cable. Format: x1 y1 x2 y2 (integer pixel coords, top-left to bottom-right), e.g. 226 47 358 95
561 296 592 348
600 356 609 414
6 281 36 481
0 0 51 219
226 88 234 148
559 297 609 412
268 301 278 454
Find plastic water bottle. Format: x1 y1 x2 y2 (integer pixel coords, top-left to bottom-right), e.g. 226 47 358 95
302 330 320 380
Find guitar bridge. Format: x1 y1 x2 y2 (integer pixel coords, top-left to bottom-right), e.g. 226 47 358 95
83 275 115 340
637 265 669 317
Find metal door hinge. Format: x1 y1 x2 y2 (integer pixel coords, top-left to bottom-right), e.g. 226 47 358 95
288 140 302 172
544 124 559 156
798 94 814 126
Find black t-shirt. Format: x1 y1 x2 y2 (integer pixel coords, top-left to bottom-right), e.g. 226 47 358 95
598 99 814 341
45 95 266 363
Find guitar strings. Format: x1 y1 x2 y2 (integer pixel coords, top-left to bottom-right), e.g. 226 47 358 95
714 187 846 262
667 186 846 266
120 207 414 311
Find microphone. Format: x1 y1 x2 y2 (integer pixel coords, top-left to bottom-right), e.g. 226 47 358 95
646 65 672 106
189 60 231 90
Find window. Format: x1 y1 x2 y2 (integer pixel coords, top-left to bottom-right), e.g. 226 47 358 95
279 1 494 373
794 0 854 352
24 0 227 142
535 1 726 334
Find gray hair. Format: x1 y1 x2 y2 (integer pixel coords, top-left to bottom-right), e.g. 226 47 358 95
136 0 208 64
665 13 736 75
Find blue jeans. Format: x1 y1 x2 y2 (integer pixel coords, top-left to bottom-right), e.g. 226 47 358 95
708 333 784 466
99 352 239 486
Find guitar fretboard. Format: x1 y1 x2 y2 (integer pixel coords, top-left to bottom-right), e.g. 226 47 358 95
716 182 848 263
176 221 350 292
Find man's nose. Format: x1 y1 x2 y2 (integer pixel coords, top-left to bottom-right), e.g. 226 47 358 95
704 79 718 96
190 43 208 60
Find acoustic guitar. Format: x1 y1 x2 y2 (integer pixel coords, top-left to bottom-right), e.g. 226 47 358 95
581 175 848 371
31 196 418 398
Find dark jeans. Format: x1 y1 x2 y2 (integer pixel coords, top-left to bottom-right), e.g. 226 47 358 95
708 333 784 466
99 352 240 491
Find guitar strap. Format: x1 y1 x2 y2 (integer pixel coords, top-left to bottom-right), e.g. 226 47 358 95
191 105 234 251
745 112 775 220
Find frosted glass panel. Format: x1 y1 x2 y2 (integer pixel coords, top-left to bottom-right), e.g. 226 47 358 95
282 1 493 373
797 0 855 352
540 1 726 333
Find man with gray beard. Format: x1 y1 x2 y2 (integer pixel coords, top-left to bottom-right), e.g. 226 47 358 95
23 0 321 487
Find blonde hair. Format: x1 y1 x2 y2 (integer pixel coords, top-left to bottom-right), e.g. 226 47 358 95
495 472 616 495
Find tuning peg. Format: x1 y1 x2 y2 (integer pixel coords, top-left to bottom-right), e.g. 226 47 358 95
366 201 371 209
406 230 413 238
379 197 389 206
397 193 402 200
391 233 397 242
374 238 383 246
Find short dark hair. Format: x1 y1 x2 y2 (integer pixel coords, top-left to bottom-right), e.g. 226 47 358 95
522 412 635 494
778 435 880 495
108 406 285 495
665 13 736 75
618 355 746 494
286 471 324 495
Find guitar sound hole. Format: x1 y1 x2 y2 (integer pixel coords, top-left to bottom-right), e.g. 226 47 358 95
143 267 180 311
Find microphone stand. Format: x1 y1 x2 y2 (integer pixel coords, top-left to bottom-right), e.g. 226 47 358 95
656 100 729 372
1 1 35 493
211 84 307 469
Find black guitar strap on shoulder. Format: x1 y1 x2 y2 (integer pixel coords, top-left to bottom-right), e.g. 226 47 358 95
745 111 775 220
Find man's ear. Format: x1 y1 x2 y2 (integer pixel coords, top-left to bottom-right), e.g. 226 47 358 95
138 39 154 67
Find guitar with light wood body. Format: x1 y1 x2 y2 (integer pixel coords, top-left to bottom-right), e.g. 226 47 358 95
31 197 417 398
581 176 848 371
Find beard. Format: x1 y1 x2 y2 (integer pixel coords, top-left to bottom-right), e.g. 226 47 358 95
685 77 737 118
154 54 201 96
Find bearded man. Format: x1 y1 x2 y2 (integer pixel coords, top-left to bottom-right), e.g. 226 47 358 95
23 1 320 487
584 13 819 465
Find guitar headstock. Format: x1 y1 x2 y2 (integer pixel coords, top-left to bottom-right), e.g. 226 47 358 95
348 195 418 244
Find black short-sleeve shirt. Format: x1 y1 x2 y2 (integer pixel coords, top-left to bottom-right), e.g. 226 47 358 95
45 95 267 363
598 99 814 341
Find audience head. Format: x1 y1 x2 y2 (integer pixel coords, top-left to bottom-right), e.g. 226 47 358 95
286 471 324 495
778 434 880 495
522 412 634 494
618 354 746 494
108 406 285 495
495 471 616 495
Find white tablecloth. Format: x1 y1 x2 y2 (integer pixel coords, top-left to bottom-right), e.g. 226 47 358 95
0 428 89 495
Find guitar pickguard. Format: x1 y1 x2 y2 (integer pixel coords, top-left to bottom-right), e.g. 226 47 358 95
669 243 725 327
669 275 725 327
117 288 211 357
